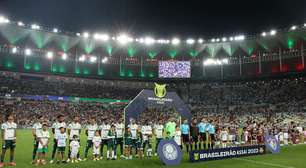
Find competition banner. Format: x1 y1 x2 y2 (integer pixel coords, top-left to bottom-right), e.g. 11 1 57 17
189 145 266 162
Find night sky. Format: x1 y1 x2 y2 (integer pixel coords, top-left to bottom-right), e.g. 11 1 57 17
0 0 305 38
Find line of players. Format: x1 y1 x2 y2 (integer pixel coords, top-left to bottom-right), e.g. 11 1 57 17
30 115 170 165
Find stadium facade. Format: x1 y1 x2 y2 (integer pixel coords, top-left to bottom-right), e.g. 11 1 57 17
0 20 305 81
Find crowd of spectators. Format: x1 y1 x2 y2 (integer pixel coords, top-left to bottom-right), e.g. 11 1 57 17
0 75 306 130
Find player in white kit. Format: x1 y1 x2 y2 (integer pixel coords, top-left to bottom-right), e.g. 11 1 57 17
67 116 81 162
50 115 66 163
92 131 102 161
69 135 80 163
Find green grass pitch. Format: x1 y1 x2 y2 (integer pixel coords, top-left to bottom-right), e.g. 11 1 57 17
1 130 305 168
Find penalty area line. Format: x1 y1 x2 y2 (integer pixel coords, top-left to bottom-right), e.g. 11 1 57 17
234 158 295 168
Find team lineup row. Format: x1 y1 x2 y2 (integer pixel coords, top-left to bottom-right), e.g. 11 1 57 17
3 113 305 167
0 113 218 167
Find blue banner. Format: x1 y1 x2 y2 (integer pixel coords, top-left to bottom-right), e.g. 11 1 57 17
189 145 266 162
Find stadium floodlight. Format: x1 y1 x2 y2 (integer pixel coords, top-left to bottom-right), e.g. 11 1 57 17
31 24 40 30
139 38 144 43
186 38 195 45
102 57 108 63
229 37 234 41
304 23 306 27
62 53 67 60
270 30 277 36
144 37 155 45
261 32 267 37
290 25 297 31
12 47 17 54
90 56 97 63
79 55 86 62
234 35 245 41
25 49 32 56
171 38 180 45
94 33 109 41
222 58 229 64
203 59 215 65
17 21 24 26
222 37 227 42
0 16 10 24
53 28 58 33
204 58 229 66
46 51 53 59
83 32 90 38
117 34 129 45
211 38 216 43
216 38 220 42
117 34 132 45
76 33 81 36
198 38 204 44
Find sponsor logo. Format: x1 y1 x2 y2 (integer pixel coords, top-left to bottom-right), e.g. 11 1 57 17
154 83 166 98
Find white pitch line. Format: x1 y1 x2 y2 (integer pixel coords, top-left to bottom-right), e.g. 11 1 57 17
234 158 295 168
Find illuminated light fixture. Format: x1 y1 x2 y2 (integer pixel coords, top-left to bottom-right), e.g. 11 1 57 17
0 16 10 23
76 33 81 36
261 32 267 37
79 55 86 62
102 57 108 63
186 38 195 44
117 34 131 45
270 30 277 36
203 58 229 66
211 38 216 43
112 36 116 40
139 38 144 43
94 33 109 41
144 37 155 45
234 35 245 41
290 25 297 30
53 28 58 33
304 23 306 27
198 38 204 44
229 37 234 41
157 39 164 44
83 32 90 38
216 38 220 42
62 53 67 60
46 51 53 59
222 37 227 42
25 49 32 56
221 58 229 64
17 21 24 26
31 24 40 30
12 47 17 54
171 38 180 45
90 56 97 63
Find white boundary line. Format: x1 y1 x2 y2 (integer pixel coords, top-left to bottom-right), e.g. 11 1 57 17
234 158 295 168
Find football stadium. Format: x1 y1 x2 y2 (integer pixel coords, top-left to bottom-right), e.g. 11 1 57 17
0 0 306 168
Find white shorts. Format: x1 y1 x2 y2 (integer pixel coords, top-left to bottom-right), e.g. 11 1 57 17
93 146 100 155
70 150 78 158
